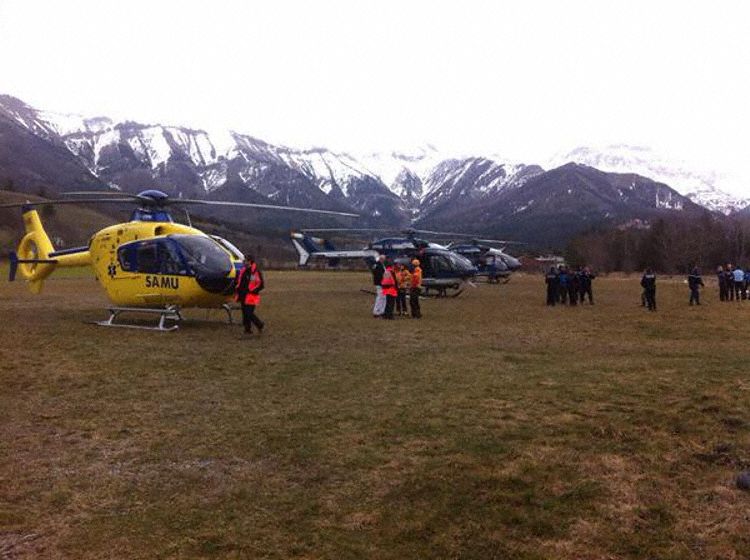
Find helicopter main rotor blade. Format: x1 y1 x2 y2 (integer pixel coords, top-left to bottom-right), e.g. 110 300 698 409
0 198 138 209
300 228 395 233
408 229 525 245
406 228 480 237
173 199 359 218
63 191 168 203
473 238 526 245
62 191 141 198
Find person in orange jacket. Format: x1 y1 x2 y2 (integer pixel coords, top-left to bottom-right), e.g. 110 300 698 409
410 259 422 318
396 263 411 316
381 260 398 319
235 254 265 335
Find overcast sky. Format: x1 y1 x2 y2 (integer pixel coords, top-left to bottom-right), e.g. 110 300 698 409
1 1 748 176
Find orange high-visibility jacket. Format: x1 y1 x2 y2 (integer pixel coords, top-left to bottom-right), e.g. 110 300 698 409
235 263 262 305
397 269 411 290
411 266 423 288
381 267 398 296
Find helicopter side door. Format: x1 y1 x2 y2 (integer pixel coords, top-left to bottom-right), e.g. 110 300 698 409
118 238 188 291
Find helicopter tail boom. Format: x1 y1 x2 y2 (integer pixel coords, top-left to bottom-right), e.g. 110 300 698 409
290 232 379 266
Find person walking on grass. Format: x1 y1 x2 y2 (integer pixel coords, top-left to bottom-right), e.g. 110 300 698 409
688 267 704 306
641 268 657 311
235 255 265 336
371 254 386 317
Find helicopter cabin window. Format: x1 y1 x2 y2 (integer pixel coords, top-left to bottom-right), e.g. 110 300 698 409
429 255 453 274
117 239 188 275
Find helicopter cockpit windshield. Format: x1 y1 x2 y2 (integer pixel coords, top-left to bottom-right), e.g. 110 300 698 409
210 235 244 261
169 235 232 277
424 250 476 277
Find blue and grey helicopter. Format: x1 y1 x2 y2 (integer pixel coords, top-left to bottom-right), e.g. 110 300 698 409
447 239 523 283
290 228 479 296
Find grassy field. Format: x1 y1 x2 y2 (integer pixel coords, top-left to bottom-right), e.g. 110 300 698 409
1 271 750 559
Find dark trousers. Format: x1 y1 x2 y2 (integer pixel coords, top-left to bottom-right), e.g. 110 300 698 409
689 288 700 305
568 286 577 306
719 283 727 301
410 288 421 318
559 286 567 304
396 290 408 314
728 281 735 300
733 281 743 300
579 286 593 304
546 286 556 306
241 303 264 332
644 288 656 311
384 295 396 319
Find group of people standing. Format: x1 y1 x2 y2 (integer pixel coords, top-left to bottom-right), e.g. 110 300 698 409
544 265 596 306
372 254 423 319
716 265 750 302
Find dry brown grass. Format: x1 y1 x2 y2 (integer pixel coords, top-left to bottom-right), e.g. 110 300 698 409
1 270 749 559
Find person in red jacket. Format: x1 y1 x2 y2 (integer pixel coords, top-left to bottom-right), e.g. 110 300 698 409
381 260 398 320
235 255 265 335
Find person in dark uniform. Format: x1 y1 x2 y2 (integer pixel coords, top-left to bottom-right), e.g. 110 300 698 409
688 267 704 305
568 268 580 306
557 265 569 304
725 264 735 301
717 265 727 301
545 266 559 306
641 268 657 311
579 266 595 304
235 255 265 335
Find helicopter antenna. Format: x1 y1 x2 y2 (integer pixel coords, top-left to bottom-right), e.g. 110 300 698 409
184 208 193 227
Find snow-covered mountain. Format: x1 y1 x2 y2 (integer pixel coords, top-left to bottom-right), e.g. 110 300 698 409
0 93 726 246
550 145 748 214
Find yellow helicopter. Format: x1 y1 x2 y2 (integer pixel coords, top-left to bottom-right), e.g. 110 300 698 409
3 189 357 330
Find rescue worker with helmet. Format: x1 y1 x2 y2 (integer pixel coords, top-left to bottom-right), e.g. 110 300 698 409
410 259 422 318
381 260 399 319
235 254 265 335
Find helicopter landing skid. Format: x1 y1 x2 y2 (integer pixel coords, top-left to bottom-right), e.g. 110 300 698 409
94 305 182 331
221 303 240 324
